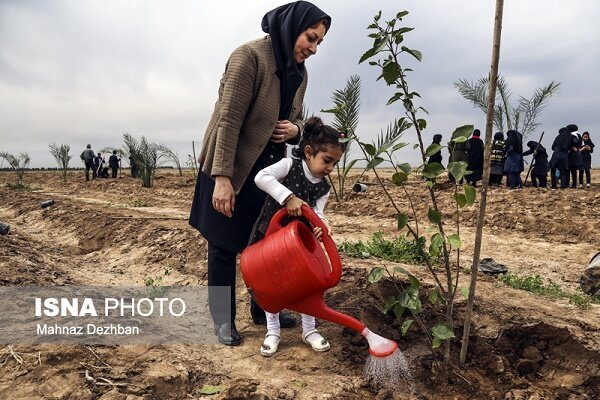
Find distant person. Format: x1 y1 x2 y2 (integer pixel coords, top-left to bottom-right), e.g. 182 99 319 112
99 166 110 178
523 141 549 188
550 127 571 189
80 144 96 181
504 130 523 189
94 152 104 179
109 150 121 178
448 131 468 184
465 129 484 186
427 134 443 165
250 116 342 356
567 124 583 188
489 131 506 186
579 131 594 188
129 155 139 179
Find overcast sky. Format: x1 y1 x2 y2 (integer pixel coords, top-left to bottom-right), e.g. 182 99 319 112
1 0 599 168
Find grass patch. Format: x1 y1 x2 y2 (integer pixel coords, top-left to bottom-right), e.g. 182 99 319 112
5 182 37 191
338 232 426 264
498 273 600 309
126 198 152 207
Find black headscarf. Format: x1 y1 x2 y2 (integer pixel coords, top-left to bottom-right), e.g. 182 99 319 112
262 1 331 119
506 130 523 153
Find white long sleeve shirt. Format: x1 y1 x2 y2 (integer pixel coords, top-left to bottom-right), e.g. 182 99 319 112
254 158 330 220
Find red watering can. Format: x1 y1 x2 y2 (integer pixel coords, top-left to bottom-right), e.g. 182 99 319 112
240 205 397 357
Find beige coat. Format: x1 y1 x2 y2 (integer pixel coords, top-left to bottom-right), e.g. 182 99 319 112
199 36 307 193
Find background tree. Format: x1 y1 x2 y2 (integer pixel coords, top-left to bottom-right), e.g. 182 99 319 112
0 151 30 186
122 133 172 188
48 143 72 182
322 75 361 202
454 75 560 138
158 146 182 176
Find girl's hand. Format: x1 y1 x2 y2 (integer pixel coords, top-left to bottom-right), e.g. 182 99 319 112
322 219 332 236
286 196 306 217
213 176 235 217
271 120 299 143
312 226 323 241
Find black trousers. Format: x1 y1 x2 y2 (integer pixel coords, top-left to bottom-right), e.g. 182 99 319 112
569 168 580 187
489 174 503 186
579 169 591 185
531 175 547 188
507 172 520 189
111 167 118 178
85 161 97 180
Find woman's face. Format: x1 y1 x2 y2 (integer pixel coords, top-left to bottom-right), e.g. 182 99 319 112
294 23 326 63
583 133 589 141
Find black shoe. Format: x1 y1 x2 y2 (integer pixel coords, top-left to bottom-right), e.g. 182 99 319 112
213 322 241 346
251 310 297 328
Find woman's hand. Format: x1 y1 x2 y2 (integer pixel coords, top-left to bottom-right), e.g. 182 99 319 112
285 195 306 217
312 226 323 241
213 176 235 217
271 120 299 143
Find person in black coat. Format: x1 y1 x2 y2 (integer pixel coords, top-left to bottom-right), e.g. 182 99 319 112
489 131 506 186
567 124 583 188
523 141 549 187
94 153 104 178
427 134 443 165
579 131 595 187
466 129 484 186
550 127 571 189
108 150 121 179
504 130 524 189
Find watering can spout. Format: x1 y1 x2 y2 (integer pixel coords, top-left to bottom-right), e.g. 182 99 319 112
287 292 366 333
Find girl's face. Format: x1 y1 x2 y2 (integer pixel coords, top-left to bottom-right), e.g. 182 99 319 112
294 23 326 63
304 144 343 179
583 133 590 141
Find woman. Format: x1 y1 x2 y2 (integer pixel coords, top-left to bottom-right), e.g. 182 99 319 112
550 127 571 189
466 129 484 186
189 1 331 346
489 131 506 186
504 130 524 189
522 141 549 187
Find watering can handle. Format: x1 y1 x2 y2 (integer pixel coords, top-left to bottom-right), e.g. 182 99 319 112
266 205 342 287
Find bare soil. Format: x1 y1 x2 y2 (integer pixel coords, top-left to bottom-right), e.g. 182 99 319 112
0 169 599 400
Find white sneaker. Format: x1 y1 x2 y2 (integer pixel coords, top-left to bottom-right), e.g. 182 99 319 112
586 183 591 188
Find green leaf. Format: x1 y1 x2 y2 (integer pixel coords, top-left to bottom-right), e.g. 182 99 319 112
397 162 412 174
362 143 376 156
454 193 467 208
392 142 409 151
408 274 420 289
450 125 474 140
460 286 470 298
427 207 442 224
425 180 433 188
452 136 468 143
430 233 444 250
374 10 382 21
382 296 399 314
447 234 462 249
417 119 427 131
199 385 223 395
393 266 410 276
432 337 442 349
401 46 422 62
401 319 414 336
392 304 405 320
447 161 468 181
412 144 420 150
338 137 353 143
387 92 403 106
422 162 444 179
359 47 378 64
342 159 358 177
396 10 409 19
464 185 476 205
382 62 402 85
397 212 409 230
368 267 383 283
425 143 442 157
428 290 439 304
432 322 455 341
392 171 408 185
366 157 384 170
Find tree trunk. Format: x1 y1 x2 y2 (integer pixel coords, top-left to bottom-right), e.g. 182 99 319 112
460 0 504 366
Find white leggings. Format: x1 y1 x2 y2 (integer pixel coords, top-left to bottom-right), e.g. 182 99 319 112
265 311 315 335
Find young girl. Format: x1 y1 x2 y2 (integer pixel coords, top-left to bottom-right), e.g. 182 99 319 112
579 131 595 188
250 116 345 357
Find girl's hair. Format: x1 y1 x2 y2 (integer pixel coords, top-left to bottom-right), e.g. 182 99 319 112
494 131 504 141
583 131 590 138
292 116 345 159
